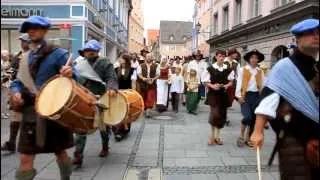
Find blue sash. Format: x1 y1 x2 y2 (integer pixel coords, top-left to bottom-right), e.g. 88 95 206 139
265 58 319 123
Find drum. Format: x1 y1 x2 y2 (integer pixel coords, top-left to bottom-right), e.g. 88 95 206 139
99 89 144 126
36 76 97 134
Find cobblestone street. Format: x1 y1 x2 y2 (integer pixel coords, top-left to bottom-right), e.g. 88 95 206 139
1 101 280 180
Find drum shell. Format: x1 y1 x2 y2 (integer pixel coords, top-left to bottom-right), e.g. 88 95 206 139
122 89 144 124
36 76 97 134
102 89 144 126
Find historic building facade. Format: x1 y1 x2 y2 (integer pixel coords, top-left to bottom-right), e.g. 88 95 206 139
128 0 144 53
1 0 132 62
207 0 319 67
194 0 213 56
159 21 193 58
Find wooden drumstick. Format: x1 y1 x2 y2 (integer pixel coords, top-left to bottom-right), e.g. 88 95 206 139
257 147 262 180
65 53 73 66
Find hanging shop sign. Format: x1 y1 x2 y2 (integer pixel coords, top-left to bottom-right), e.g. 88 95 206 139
1 7 43 18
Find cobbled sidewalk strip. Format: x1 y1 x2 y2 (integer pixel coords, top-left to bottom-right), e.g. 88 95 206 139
157 124 165 168
127 120 146 167
162 165 279 175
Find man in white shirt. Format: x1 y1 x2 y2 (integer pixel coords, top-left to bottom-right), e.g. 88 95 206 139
169 67 184 113
235 49 265 148
187 50 208 102
137 54 160 117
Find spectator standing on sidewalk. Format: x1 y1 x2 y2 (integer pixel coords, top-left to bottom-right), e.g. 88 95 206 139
1 50 12 119
1 34 30 153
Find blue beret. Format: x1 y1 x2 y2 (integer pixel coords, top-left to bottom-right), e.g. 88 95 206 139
78 40 101 56
19 16 51 33
290 18 319 35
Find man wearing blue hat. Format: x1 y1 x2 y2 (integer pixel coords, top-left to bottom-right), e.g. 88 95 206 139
10 16 75 180
72 39 118 167
251 19 319 179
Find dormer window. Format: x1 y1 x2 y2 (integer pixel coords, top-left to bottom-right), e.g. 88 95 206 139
169 35 174 42
183 36 188 42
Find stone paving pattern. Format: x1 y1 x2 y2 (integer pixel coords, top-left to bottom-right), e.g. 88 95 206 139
1 101 280 180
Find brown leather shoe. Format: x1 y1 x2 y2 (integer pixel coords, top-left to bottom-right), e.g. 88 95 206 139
99 148 109 158
215 138 223 145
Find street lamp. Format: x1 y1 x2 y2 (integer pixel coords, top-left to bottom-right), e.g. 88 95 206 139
195 22 201 51
196 22 201 33
195 22 211 52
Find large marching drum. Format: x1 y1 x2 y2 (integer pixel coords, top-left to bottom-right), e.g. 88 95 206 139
99 89 144 126
36 76 144 134
36 76 97 134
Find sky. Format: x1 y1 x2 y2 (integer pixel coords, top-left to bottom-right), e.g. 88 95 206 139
143 0 195 30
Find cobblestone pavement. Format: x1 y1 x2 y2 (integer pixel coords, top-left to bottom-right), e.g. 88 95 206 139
1 98 280 180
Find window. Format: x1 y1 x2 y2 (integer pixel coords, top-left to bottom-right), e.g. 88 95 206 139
275 0 292 8
169 45 176 52
251 0 260 18
213 13 218 35
223 6 229 31
115 0 119 17
169 35 174 42
235 0 242 25
108 0 113 9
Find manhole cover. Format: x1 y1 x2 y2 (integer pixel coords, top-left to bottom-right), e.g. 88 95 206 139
153 115 174 120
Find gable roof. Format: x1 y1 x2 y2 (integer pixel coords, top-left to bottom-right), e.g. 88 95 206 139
160 21 193 44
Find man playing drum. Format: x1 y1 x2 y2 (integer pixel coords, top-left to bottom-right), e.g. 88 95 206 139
10 16 75 180
72 40 118 167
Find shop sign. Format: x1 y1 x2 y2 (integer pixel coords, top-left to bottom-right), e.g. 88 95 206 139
1 6 43 18
93 16 104 28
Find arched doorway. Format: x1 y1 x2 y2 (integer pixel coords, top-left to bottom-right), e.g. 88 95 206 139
271 45 290 65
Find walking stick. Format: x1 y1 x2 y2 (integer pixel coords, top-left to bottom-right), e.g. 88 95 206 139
256 147 262 180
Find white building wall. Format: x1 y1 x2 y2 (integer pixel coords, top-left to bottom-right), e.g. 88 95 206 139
211 0 306 36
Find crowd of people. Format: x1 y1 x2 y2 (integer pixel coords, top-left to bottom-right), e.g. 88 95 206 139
0 15 319 180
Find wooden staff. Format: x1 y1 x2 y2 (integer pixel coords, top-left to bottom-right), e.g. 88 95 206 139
257 147 262 180
65 53 73 66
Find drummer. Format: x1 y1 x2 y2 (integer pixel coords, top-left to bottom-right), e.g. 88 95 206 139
72 39 118 167
10 16 75 180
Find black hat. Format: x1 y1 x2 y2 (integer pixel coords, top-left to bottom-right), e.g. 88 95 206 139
193 50 203 59
140 47 150 55
243 49 264 63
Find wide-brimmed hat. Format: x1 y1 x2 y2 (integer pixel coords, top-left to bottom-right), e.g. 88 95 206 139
193 50 203 59
243 49 264 63
19 16 51 33
78 39 101 57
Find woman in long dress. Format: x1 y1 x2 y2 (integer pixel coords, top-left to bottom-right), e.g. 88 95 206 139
156 57 169 112
113 53 135 141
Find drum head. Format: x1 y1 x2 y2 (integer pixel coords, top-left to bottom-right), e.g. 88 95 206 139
37 77 73 116
100 92 128 126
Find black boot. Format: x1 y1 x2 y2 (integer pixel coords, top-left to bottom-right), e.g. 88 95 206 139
57 157 72 180
72 152 83 167
1 121 20 152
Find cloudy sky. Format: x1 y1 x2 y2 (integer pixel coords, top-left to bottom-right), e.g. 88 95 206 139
143 0 195 30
